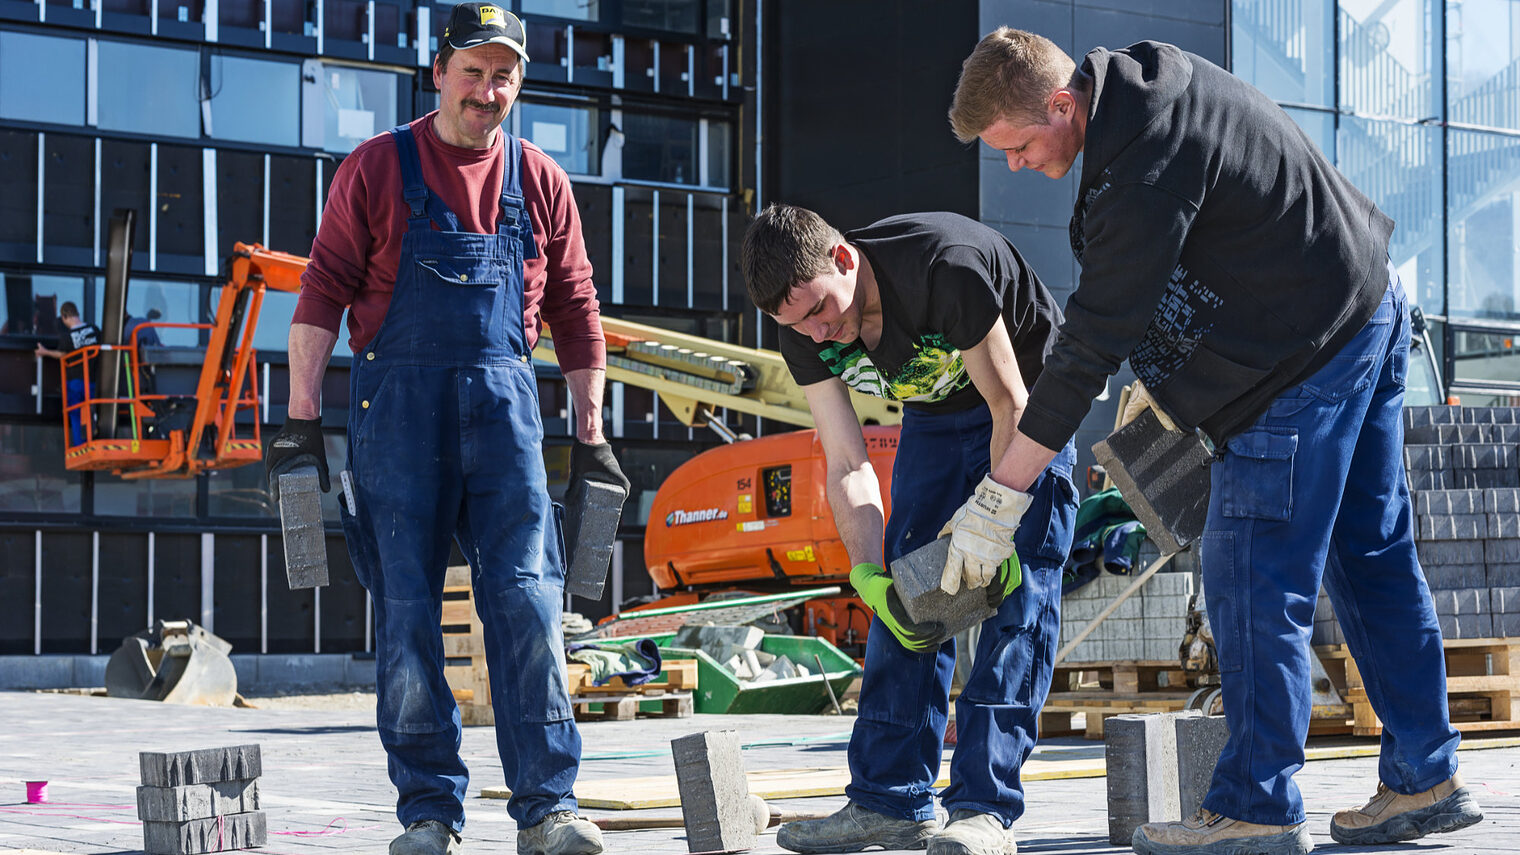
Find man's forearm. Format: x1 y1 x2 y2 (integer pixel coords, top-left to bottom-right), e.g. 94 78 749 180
564 367 607 444
825 461 886 568
287 323 339 421
991 430 1061 493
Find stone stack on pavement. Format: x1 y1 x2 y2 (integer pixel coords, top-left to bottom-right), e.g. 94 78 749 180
1059 556 1195 663
137 745 266 855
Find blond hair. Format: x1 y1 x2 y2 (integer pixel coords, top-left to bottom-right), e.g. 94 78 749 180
949 27 1077 142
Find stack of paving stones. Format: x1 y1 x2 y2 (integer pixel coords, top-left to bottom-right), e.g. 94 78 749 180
1400 405 1520 640
1059 566 1195 663
137 744 266 855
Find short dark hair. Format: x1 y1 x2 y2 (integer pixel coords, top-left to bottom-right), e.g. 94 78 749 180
59 301 80 320
741 204 844 315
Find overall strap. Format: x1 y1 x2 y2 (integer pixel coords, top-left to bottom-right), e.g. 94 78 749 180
389 124 462 233
499 134 538 259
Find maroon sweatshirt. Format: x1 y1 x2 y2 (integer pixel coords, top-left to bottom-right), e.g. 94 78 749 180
293 112 605 372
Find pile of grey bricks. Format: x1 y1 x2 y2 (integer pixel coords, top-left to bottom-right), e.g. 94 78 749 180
1401 405 1520 640
137 744 265 855
1059 548 1195 663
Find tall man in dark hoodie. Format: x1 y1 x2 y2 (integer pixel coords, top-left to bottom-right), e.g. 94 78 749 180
943 28 1483 855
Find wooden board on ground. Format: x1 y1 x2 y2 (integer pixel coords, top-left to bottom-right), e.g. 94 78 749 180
1316 638 1520 736
481 756 1107 809
1052 659 1193 694
566 659 698 694
570 690 693 722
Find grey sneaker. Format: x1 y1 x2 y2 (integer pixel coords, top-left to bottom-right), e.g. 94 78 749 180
390 820 461 855
928 810 1016 854
517 810 603 855
776 801 939 854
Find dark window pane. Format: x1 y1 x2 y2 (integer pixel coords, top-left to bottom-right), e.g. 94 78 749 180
620 383 655 438
524 0 599 22
0 32 85 125
5 273 85 341
623 112 696 184
217 150 265 257
43 134 94 264
93 277 203 347
212 283 297 351
1231 0 1333 108
96 40 201 138
571 182 613 305
206 457 275 517
623 0 697 33
0 423 84 512
269 155 317 256
219 0 262 28
705 120 731 188
270 0 311 35
160 0 201 22
0 130 38 263
521 101 598 175
209 55 301 146
156 144 205 272
100 140 153 270
1451 328 1520 387
94 471 199 517
658 191 688 305
623 187 654 305
691 194 724 309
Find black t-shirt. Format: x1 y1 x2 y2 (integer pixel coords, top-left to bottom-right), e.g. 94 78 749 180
780 212 1063 412
58 322 100 353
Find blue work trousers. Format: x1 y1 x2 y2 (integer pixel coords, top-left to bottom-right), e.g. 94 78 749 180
1200 266 1461 824
846 402 1078 826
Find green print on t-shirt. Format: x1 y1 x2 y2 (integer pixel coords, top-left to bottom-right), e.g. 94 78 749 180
818 333 969 403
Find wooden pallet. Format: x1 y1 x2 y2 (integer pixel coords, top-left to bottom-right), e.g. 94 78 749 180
440 566 494 726
570 690 694 721
565 659 698 694
1317 638 1520 736
1038 659 1199 739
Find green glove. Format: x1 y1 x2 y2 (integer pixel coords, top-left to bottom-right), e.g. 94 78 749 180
849 563 949 652
985 552 1022 612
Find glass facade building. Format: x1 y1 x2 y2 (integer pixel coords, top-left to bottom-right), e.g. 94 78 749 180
1234 0 1520 401
0 0 753 655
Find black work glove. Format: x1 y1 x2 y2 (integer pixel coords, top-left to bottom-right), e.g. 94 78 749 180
265 418 329 503
567 440 630 498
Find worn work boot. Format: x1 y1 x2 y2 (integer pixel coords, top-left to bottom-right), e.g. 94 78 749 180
927 810 1016 854
777 801 939 853
1330 772 1482 844
516 810 603 855
1132 809 1312 855
390 820 462 855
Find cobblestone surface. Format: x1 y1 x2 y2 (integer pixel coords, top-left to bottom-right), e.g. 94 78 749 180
0 691 1515 854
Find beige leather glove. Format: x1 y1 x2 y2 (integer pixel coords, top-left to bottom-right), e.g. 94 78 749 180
1120 381 1179 431
937 475 1033 594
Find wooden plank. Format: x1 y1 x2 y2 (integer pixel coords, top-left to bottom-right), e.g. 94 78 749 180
441 600 477 627
443 633 484 657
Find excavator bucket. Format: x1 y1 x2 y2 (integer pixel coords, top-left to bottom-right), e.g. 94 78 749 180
104 620 238 706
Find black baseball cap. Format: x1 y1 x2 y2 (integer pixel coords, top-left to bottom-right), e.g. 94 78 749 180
442 2 530 63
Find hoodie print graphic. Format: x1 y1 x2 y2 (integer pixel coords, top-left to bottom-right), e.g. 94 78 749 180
819 333 969 403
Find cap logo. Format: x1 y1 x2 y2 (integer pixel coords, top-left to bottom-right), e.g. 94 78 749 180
479 4 503 26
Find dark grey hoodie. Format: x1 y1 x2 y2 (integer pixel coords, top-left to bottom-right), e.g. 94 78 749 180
1019 42 1394 449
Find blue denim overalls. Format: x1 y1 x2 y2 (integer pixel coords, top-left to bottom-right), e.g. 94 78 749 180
340 123 580 833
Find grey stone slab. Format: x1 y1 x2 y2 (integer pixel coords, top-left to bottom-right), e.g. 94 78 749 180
1092 408 1212 554
1453 443 1516 471
1486 488 1520 514
1461 406 1520 424
1438 613 1493 639
889 536 998 636
1488 539 1520 564
1454 468 1520 489
1418 539 1487 565
1430 588 1489 616
670 625 764 651
1490 564 1520 587
1491 587 1520 615
142 810 266 855
564 480 628 600
1419 513 1488 541
140 745 262 787
0 655 81 689
137 779 259 822
1404 445 1450 471
1497 612 1520 638
1174 713 1230 821
1423 564 1487 590
1105 713 1180 845
1415 489 1485 515
672 730 755 854
1489 514 1520 540
278 467 329 589
1404 405 1462 429
1408 469 1454 491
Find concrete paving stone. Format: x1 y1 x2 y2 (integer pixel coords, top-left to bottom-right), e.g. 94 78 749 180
0 656 76 690
143 810 266 855
672 730 755 854
1404 405 1461 429
888 536 998 635
1091 409 1212 555
1418 539 1487 565
1488 539 1520 564
1489 514 1520 539
140 745 262 788
1415 489 1485 515
277 467 329 589
1453 444 1516 471
1455 468 1520 489
1408 469 1455 491
1490 563 1520 587
1464 405 1520 424
1419 513 1489 541
1439 613 1494 638
137 779 259 822
1105 713 1179 845
1403 445 1450 471
1432 588 1490 616
1424 564 1488 589
564 479 627 600
1486 488 1520 514
1173 714 1229 821
1497 612 1520 637
1490 587 1520 615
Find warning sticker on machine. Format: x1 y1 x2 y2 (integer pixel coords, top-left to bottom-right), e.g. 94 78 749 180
785 546 815 562
737 521 768 533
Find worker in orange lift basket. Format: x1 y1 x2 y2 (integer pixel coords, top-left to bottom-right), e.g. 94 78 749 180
742 204 1079 855
263 4 627 854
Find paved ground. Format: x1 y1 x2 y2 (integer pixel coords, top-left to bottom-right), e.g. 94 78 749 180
1 690 1516 854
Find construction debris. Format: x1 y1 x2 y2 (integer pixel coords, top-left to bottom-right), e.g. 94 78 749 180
104 620 238 707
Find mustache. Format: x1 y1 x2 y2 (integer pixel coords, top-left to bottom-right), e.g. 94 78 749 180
464 100 500 113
